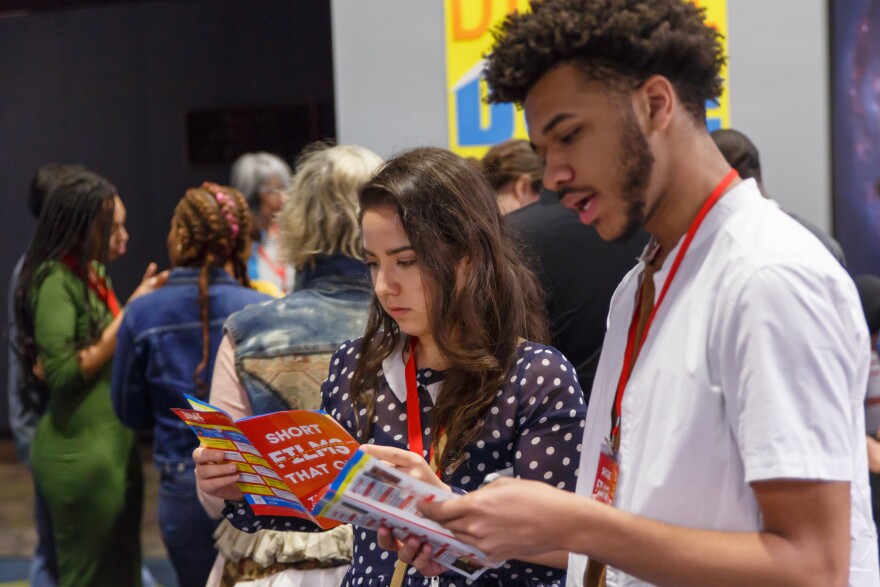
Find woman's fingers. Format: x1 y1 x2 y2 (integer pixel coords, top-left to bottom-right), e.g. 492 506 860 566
376 525 402 551
359 444 423 467
358 445 450 491
193 447 226 465
193 446 244 500
141 262 158 281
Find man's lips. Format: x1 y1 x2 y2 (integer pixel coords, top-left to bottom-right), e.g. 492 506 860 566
560 191 598 225
560 190 595 211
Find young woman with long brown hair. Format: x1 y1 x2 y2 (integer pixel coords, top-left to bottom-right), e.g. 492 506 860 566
195 147 587 586
111 182 270 587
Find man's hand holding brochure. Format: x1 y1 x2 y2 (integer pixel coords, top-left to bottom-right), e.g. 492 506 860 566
175 395 500 579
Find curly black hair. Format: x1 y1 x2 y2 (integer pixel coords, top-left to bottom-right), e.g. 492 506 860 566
484 0 726 121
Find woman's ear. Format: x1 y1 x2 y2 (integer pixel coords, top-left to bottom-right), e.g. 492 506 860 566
514 174 540 206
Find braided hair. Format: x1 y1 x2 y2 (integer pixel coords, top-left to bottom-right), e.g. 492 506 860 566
15 171 116 409
171 182 252 395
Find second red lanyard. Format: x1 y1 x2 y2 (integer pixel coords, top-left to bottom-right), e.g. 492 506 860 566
610 169 739 446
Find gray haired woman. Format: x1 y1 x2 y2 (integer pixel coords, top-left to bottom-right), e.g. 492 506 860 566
230 151 294 294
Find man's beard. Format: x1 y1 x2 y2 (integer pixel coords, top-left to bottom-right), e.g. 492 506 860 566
613 104 655 243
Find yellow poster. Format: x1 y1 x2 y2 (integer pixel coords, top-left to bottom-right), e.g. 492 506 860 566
444 0 730 157
694 0 730 132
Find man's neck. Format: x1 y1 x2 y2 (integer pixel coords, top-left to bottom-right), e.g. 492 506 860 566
644 133 738 253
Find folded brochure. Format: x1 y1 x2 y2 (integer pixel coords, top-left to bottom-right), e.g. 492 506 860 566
173 395 498 579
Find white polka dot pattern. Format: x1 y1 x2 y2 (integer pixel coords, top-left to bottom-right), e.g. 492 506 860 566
221 337 586 586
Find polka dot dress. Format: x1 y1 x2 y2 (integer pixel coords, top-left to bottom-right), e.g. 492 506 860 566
223 337 587 586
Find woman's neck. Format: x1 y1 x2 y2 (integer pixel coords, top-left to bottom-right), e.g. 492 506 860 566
411 334 450 371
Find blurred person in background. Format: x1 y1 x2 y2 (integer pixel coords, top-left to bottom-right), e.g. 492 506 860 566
855 274 880 559
7 163 85 586
711 128 848 267
108 192 129 262
15 171 166 587
493 144 647 398
111 182 270 587
231 151 294 294
198 143 382 587
482 138 543 214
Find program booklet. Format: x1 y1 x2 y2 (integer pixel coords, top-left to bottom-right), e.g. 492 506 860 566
173 395 498 579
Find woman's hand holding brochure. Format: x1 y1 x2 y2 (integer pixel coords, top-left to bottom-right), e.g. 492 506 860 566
193 446 245 502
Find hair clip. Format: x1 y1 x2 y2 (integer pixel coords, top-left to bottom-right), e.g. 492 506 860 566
212 190 240 242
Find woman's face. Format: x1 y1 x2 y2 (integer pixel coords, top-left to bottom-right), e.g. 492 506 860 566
361 204 431 340
108 195 129 262
86 197 115 263
258 174 288 218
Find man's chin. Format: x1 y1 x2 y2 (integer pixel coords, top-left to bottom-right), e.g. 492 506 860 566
593 220 642 244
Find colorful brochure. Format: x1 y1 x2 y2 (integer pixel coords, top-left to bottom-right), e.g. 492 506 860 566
173 396 499 579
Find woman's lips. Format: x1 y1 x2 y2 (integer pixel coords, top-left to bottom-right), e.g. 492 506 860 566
387 307 410 319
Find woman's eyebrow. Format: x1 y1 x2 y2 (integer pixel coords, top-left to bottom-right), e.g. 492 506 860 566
362 245 415 256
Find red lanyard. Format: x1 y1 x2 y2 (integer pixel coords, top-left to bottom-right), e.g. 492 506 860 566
404 337 440 471
62 257 121 318
256 244 288 286
609 169 739 447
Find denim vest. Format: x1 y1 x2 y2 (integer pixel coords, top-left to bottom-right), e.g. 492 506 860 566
224 255 372 415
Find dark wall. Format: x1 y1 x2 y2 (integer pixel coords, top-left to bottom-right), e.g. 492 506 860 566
0 0 334 434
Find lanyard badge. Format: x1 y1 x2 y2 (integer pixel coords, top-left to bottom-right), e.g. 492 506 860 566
590 439 620 506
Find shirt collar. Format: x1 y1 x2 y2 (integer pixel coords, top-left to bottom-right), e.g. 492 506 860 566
381 336 443 404
167 266 239 286
650 178 760 287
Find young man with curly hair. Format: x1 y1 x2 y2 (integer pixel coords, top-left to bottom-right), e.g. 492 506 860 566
386 1 880 586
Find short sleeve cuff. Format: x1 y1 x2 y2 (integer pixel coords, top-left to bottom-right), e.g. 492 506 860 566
744 454 852 484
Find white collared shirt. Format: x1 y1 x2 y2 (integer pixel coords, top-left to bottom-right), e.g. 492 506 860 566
380 336 444 405
567 180 879 586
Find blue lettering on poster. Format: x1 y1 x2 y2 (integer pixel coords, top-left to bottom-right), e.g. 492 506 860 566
456 75 514 146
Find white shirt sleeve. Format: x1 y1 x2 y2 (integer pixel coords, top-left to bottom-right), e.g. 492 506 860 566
718 263 866 483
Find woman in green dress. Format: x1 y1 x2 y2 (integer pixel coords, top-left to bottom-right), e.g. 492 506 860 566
14 171 166 587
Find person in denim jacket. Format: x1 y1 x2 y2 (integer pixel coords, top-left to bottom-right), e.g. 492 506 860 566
111 183 270 587
198 143 383 587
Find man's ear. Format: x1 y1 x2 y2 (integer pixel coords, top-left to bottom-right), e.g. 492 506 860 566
636 75 676 132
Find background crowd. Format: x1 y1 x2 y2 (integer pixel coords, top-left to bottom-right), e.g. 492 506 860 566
5 1 880 587
9 134 880 587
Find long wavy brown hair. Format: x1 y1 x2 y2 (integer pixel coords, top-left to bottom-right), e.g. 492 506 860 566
351 147 549 473
171 182 252 395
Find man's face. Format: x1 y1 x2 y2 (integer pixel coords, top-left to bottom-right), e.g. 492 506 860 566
525 65 655 242
109 195 129 262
